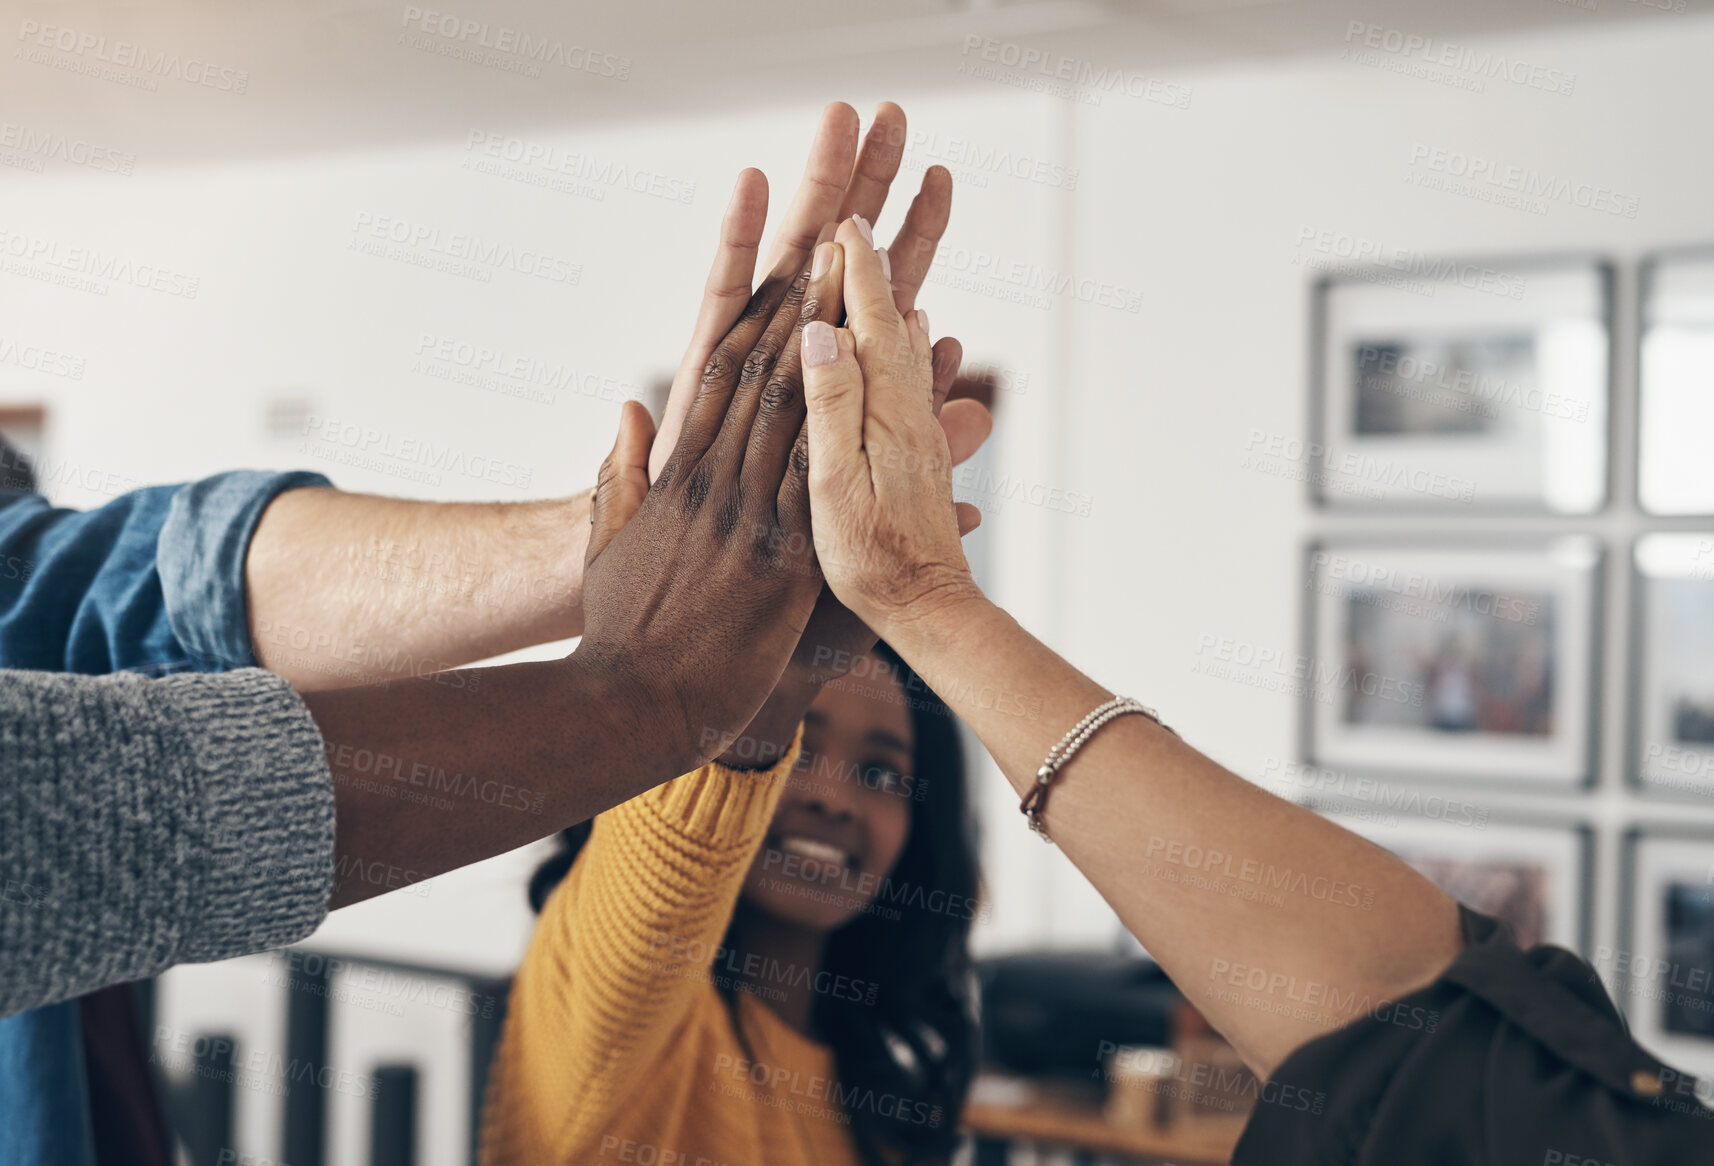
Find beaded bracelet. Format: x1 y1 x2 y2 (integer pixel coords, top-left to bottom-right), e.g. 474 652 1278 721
1020 696 1176 842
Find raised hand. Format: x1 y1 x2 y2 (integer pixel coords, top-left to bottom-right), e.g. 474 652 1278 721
649 102 960 483
575 247 841 771
799 220 985 644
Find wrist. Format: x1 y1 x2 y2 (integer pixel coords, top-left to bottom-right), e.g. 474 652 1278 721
873 577 992 663
514 495 590 640
714 674 819 770
561 644 700 779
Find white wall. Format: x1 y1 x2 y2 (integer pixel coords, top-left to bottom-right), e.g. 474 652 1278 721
1059 15 1714 978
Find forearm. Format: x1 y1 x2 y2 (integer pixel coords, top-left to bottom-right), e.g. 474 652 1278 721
247 488 589 691
886 594 1463 1078
0 669 333 1015
303 652 692 909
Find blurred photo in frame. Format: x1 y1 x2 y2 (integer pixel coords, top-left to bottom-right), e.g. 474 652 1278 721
1311 259 1610 512
1306 539 1601 788
1318 810 1589 953
1638 249 1714 516
1633 534 1714 801
1621 830 1714 1085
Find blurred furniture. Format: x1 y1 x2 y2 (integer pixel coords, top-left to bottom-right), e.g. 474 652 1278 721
963 1074 1241 1165
978 951 1179 1077
152 949 511 1166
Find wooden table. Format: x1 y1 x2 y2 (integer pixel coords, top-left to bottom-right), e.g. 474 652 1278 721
963 1075 1243 1165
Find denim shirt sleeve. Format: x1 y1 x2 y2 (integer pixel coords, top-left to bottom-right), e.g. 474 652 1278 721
0 471 330 676
156 471 332 670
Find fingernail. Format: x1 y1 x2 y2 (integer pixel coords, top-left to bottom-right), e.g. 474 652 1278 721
852 214 874 246
811 242 834 279
915 308 929 334
803 321 838 367
878 247 892 281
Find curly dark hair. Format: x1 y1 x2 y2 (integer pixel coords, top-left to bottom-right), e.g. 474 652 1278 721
529 642 982 1165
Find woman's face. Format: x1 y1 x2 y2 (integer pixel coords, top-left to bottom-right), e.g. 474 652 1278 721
740 654 916 932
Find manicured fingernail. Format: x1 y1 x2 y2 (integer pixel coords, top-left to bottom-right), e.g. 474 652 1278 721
878 247 892 281
852 214 874 246
803 321 838 367
811 242 834 279
914 308 929 334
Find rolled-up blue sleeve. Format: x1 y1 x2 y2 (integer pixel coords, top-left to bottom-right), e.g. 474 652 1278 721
0 470 329 676
157 470 331 670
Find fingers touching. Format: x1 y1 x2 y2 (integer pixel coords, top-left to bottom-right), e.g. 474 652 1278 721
652 169 770 481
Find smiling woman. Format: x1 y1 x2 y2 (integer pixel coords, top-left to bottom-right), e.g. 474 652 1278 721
494 643 981 1166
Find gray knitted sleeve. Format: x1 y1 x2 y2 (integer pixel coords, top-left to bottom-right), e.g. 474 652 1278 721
0 667 335 1017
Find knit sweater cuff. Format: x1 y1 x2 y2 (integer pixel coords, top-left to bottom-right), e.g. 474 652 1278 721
158 668 337 963
641 725 805 851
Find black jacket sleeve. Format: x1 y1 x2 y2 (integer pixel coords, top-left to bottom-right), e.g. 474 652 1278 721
1233 908 1714 1166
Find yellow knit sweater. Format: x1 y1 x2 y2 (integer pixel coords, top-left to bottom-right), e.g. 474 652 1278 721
479 736 863 1166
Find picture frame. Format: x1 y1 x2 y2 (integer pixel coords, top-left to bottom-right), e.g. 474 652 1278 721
1620 829 1714 1083
1637 248 1714 516
1631 534 1714 801
1304 537 1602 789
1310 257 1611 513
1317 809 1590 954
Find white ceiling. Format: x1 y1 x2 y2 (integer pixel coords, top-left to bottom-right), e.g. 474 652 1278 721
5 0 1709 164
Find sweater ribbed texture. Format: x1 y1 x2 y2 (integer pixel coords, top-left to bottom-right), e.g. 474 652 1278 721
0 668 335 1017
480 729 863 1166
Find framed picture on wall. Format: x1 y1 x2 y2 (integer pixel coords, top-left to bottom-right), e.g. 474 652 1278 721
1318 811 1589 952
1638 249 1714 515
1633 534 1714 800
1621 830 1714 1082
1311 258 1611 512
1305 538 1601 788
